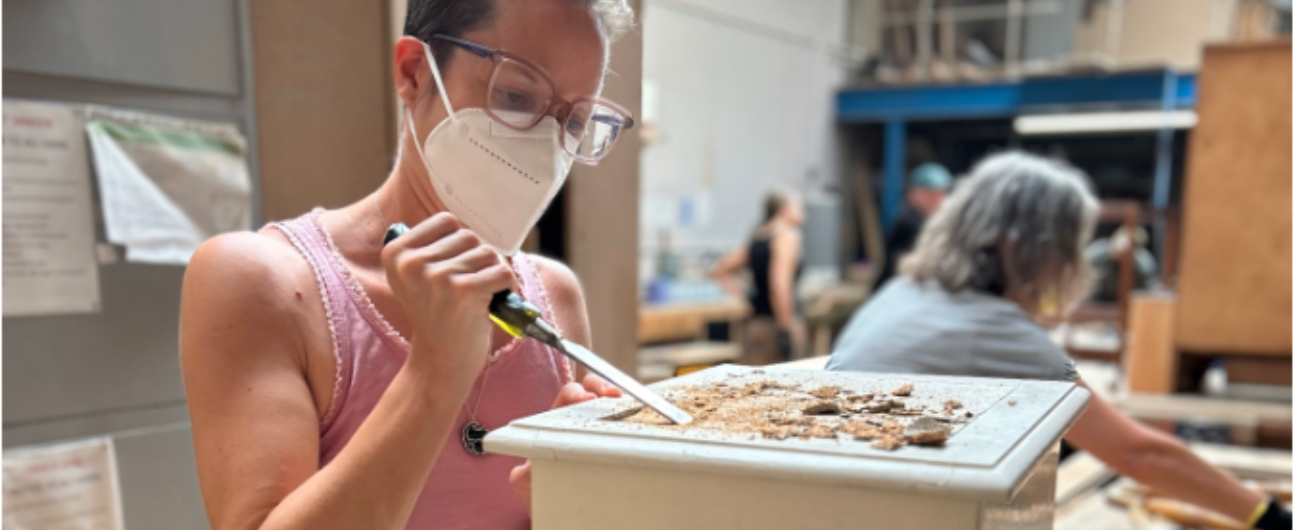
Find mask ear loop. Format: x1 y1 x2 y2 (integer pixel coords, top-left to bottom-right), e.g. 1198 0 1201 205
423 42 458 121
407 41 458 156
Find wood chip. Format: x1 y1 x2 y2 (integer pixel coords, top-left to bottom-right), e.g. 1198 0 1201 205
892 383 914 396
802 400 842 415
809 385 841 400
840 421 882 440
873 435 905 450
904 417 952 446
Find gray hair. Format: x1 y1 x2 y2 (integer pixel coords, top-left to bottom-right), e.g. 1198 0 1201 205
899 151 1100 314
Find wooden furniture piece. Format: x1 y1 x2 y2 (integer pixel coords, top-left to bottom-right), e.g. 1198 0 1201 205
1124 292 1179 394
1175 40 1291 358
637 298 750 345
1058 200 1143 362
636 342 742 383
1114 392 1292 447
802 283 871 357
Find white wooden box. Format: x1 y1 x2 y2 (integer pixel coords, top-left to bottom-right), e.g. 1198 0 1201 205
486 365 1090 529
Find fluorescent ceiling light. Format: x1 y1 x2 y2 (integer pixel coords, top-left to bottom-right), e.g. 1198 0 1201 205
1014 110 1198 135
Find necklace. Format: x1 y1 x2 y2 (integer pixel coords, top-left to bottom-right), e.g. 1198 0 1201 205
460 359 492 456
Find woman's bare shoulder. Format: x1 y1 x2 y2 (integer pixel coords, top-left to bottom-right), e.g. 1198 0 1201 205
185 230 312 301
526 254 585 311
181 230 317 363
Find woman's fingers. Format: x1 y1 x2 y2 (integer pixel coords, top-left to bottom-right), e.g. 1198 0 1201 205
509 461 532 514
400 212 461 248
551 382 597 409
418 229 481 263
581 373 622 398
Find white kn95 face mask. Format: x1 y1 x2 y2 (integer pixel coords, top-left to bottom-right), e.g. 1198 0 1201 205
406 41 573 255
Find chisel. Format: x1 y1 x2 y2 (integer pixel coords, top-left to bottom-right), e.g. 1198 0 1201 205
383 223 693 425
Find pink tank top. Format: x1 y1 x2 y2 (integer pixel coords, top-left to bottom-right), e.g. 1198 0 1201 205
268 209 573 530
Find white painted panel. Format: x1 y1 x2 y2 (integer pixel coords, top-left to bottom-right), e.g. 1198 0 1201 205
640 0 847 257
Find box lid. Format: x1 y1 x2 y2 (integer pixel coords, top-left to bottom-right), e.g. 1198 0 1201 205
486 365 1090 502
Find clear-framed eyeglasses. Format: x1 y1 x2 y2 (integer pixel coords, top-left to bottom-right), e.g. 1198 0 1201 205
431 34 635 164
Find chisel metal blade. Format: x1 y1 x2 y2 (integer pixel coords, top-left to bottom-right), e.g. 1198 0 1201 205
556 338 694 425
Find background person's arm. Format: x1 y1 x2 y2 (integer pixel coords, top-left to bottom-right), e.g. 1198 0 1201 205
768 229 802 333
710 245 749 299
1063 380 1266 523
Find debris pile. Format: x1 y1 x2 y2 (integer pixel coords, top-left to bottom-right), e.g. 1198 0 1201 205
612 377 974 451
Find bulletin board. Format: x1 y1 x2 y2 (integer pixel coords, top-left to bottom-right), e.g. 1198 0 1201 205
2 1 260 528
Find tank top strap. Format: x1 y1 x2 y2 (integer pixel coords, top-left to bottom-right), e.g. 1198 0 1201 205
509 253 573 382
262 212 354 432
510 253 556 328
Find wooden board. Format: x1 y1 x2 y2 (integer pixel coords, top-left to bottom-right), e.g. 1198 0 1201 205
638 299 749 344
1175 40 1292 355
1125 293 1178 394
251 0 395 221
565 0 643 374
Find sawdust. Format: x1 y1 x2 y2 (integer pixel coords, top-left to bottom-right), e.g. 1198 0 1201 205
613 378 970 451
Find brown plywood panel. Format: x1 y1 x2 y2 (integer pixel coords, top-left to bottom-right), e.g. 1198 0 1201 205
251 0 395 222
1126 292 1178 394
1175 40 1292 355
566 0 643 374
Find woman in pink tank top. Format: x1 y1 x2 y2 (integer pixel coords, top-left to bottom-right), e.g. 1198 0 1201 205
180 2 637 528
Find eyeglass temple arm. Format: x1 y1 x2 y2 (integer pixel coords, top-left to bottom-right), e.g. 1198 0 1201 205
431 34 494 58
591 115 636 129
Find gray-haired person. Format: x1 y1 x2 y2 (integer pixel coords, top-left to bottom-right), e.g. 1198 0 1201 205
828 152 1289 529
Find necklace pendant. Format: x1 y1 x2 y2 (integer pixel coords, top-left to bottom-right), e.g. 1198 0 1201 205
462 421 489 456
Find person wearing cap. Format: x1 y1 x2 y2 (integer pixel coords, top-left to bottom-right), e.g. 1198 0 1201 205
875 162 953 290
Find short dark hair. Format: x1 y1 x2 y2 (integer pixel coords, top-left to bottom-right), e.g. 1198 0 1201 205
403 0 634 71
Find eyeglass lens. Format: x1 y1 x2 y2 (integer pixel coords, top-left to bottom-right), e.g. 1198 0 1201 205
488 57 624 161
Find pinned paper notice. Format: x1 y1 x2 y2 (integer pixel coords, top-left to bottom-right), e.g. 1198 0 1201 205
3 437 125 530
2 99 102 317
85 105 251 265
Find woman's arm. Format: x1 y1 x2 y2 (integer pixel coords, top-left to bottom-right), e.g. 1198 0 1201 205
710 246 749 299
183 214 513 530
768 229 802 332
1063 380 1266 522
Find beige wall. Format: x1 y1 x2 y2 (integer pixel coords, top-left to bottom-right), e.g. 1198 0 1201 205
251 0 396 221
567 0 644 374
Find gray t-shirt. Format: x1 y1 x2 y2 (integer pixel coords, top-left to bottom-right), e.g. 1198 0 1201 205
826 277 1078 382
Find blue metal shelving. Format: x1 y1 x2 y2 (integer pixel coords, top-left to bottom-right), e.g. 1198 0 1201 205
838 69 1198 230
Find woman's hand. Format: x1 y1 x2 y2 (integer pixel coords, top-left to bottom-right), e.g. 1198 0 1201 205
509 374 622 514
381 212 517 392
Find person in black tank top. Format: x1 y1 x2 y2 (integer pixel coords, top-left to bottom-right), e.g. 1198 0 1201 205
712 191 805 363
